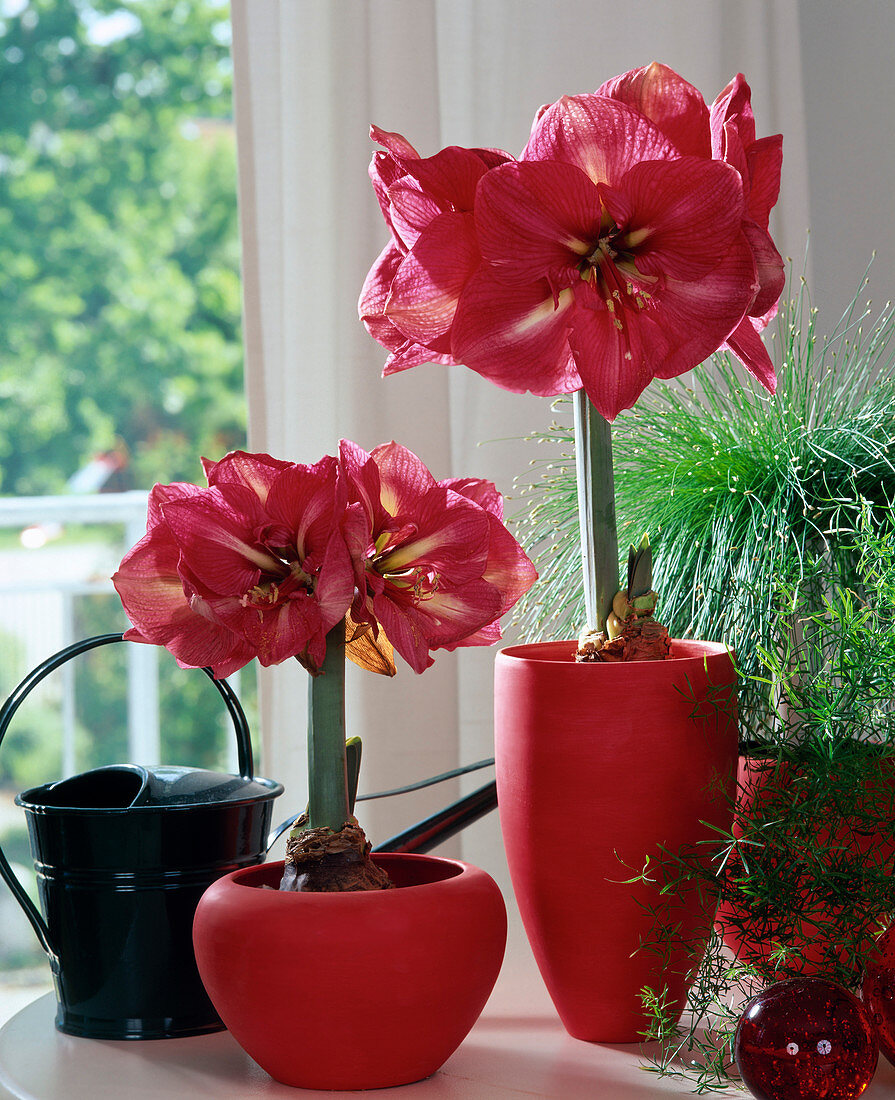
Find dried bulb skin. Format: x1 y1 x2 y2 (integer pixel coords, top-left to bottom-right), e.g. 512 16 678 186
280 820 393 892
576 534 670 663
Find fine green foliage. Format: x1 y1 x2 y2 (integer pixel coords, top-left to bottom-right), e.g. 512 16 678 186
513 266 895 734
639 512 895 1091
0 0 244 495
512 268 895 1090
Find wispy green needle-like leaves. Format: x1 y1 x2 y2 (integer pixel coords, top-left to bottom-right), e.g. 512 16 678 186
511 264 895 1091
514 265 895 735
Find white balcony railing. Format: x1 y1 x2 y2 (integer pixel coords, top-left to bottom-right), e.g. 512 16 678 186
0 492 158 776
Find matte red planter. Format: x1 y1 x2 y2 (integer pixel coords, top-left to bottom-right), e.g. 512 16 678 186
192 853 506 1090
717 754 895 978
494 639 737 1042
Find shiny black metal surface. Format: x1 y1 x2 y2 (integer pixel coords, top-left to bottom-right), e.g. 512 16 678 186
0 634 283 1039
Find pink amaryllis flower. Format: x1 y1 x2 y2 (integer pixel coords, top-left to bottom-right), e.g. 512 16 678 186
451 100 760 419
596 62 783 390
112 451 355 677
358 126 511 376
362 64 783 422
339 440 537 674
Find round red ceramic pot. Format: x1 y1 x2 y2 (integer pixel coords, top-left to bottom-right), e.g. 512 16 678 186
192 853 506 1090
494 639 737 1042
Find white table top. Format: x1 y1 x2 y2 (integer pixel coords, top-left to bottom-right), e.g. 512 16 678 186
3 917 895 1099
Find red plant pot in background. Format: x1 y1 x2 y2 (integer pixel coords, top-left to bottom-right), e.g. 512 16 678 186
717 755 895 979
494 639 738 1042
193 854 506 1090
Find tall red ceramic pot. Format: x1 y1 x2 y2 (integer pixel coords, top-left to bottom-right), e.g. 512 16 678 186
193 853 506 1090
494 639 738 1042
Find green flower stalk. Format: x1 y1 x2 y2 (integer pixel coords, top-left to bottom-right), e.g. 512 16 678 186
306 621 350 832
114 442 536 894
515 264 895 715
573 390 619 635
359 65 784 651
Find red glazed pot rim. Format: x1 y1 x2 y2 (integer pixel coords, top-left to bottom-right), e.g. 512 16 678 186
497 638 734 665
226 853 470 894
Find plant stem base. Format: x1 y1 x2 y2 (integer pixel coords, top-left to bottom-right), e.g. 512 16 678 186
280 821 393 892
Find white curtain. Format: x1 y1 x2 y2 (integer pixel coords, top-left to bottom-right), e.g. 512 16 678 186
230 0 882 876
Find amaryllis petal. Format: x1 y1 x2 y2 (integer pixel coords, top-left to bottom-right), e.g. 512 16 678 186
161 490 279 596
368 592 434 674
367 441 437 518
359 242 456 371
646 234 761 379
744 134 783 230
386 179 443 250
477 513 540 612
474 160 602 286
710 74 756 158
209 589 323 668
375 488 491 585
145 481 203 532
201 450 293 503
523 94 678 187
596 62 711 158
112 527 255 678
369 578 504 673
369 124 419 160
371 126 509 212
339 439 385 531
406 580 504 645
265 455 342 563
564 293 660 419
717 116 749 183
741 219 785 318
382 338 455 373
613 156 745 281
452 269 581 396
441 619 502 652
440 477 504 519
724 316 778 393
313 530 357 633
359 241 403 324
389 144 509 213
369 151 410 240
385 213 481 344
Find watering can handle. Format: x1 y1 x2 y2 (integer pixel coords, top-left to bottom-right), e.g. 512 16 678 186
0 633 255 966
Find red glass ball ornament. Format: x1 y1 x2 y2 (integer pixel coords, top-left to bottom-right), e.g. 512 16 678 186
735 977 878 1100
862 923 895 1065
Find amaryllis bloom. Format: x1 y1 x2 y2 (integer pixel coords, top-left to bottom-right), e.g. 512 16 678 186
452 99 760 419
596 62 784 389
113 451 355 677
362 64 783 421
358 126 511 376
339 440 537 674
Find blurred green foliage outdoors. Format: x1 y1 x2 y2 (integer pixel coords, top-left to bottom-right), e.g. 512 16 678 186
0 1 256 793
0 0 244 495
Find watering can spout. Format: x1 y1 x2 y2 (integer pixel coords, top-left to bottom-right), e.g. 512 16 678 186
37 765 151 810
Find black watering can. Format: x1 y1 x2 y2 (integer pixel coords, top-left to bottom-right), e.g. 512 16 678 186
0 634 283 1040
